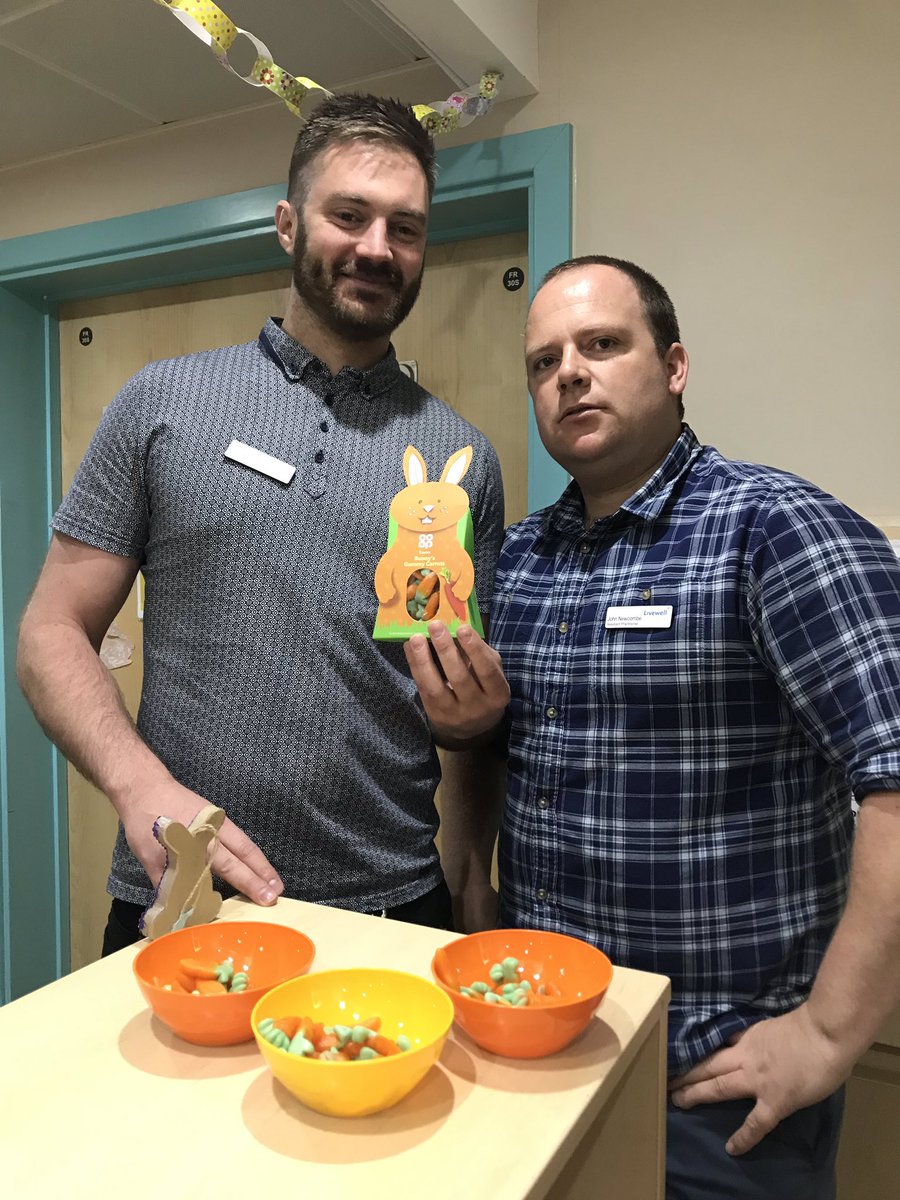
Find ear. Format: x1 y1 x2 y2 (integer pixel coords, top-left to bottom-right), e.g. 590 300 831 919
161 824 193 853
403 446 427 486
440 445 473 485
274 199 298 256
665 343 689 396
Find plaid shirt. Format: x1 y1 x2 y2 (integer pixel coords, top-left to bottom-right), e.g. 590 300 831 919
492 426 900 1074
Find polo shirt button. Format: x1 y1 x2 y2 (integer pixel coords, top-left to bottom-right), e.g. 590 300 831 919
641 588 652 601
536 888 548 901
579 541 590 554
314 450 324 464
320 420 328 432
324 392 334 407
545 706 558 719
537 796 550 810
557 620 569 634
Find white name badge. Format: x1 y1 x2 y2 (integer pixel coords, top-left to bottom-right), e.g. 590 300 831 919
605 605 674 630
224 439 296 485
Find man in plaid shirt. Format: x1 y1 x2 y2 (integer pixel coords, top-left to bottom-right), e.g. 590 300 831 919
406 256 900 1199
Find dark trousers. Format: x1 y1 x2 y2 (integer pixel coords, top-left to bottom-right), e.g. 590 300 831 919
666 1089 844 1200
101 878 455 957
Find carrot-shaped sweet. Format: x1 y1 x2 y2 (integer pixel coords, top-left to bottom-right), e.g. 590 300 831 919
196 979 228 995
415 572 439 601
361 1016 382 1032
423 591 439 620
273 1016 302 1039
368 1034 402 1057
179 958 219 980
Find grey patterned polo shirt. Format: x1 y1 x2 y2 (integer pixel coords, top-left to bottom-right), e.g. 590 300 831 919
54 318 505 910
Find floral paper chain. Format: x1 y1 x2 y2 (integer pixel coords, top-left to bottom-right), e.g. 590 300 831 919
154 0 501 130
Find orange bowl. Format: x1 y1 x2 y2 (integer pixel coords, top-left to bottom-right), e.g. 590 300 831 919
431 928 613 1058
133 921 315 1046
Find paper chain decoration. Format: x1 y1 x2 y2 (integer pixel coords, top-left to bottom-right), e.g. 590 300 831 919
154 0 502 132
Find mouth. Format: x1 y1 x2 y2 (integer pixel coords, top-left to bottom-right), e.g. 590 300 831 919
560 403 603 423
338 267 401 293
419 516 434 526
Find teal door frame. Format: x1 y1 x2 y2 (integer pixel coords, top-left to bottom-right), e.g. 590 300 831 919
0 123 571 1002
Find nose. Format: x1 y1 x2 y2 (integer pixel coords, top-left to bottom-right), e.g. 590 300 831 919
356 219 392 264
557 344 587 391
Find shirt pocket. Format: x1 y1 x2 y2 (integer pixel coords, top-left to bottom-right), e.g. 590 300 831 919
588 569 752 713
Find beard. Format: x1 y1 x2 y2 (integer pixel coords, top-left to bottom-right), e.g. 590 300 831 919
291 224 423 342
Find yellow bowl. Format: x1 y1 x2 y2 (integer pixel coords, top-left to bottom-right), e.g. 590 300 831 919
251 968 454 1117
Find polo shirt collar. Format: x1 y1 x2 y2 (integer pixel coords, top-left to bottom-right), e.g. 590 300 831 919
546 425 703 537
259 317 403 397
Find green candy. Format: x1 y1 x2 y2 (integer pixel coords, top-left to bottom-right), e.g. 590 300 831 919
396 1035 412 1052
287 1033 315 1056
358 1046 378 1060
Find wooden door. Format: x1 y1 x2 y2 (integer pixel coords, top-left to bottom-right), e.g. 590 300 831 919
58 230 527 967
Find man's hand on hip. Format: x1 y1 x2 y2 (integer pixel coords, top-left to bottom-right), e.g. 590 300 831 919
668 1004 853 1155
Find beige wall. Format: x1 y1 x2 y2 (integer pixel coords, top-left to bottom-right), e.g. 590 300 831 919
3 0 898 526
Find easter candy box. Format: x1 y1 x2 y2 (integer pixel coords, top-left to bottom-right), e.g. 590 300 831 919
373 444 484 640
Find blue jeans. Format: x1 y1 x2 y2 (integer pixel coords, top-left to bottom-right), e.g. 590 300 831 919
666 1089 844 1200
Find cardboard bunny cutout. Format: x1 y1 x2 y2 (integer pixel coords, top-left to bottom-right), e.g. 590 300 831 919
139 803 226 939
373 445 484 639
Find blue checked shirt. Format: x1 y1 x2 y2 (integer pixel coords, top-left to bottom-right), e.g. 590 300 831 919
492 426 900 1074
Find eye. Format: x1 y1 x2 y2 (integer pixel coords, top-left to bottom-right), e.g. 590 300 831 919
590 336 617 352
530 354 557 373
333 209 362 225
391 221 424 243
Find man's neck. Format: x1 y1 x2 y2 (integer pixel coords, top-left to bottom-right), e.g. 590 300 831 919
281 291 390 376
577 441 677 527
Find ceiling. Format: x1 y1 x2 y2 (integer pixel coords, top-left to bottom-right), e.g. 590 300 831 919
0 0 462 170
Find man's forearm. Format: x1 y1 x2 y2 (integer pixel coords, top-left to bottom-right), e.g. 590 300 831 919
805 791 900 1059
438 745 505 933
17 618 171 812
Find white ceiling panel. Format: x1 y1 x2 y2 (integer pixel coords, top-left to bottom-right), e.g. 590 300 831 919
0 0 489 170
0 0 430 116
0 40 154 164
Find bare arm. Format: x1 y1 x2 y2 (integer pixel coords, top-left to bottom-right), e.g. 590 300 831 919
438 745 505 933
670 790 900 1153
17 533 283 904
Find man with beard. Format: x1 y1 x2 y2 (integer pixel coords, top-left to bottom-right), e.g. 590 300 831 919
17 94 505 953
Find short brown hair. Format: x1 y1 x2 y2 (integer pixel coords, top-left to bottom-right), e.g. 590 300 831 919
287 93 436 206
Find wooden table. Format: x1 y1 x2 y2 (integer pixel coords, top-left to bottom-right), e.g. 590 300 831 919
1 898 669 1198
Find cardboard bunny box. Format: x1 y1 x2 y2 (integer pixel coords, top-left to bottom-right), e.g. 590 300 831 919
373 444 484 640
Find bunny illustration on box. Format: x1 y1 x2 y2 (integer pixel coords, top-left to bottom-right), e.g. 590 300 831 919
373 444 485 640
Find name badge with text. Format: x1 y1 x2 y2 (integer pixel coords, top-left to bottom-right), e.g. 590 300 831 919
224 439 296 485
605 605 674 630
